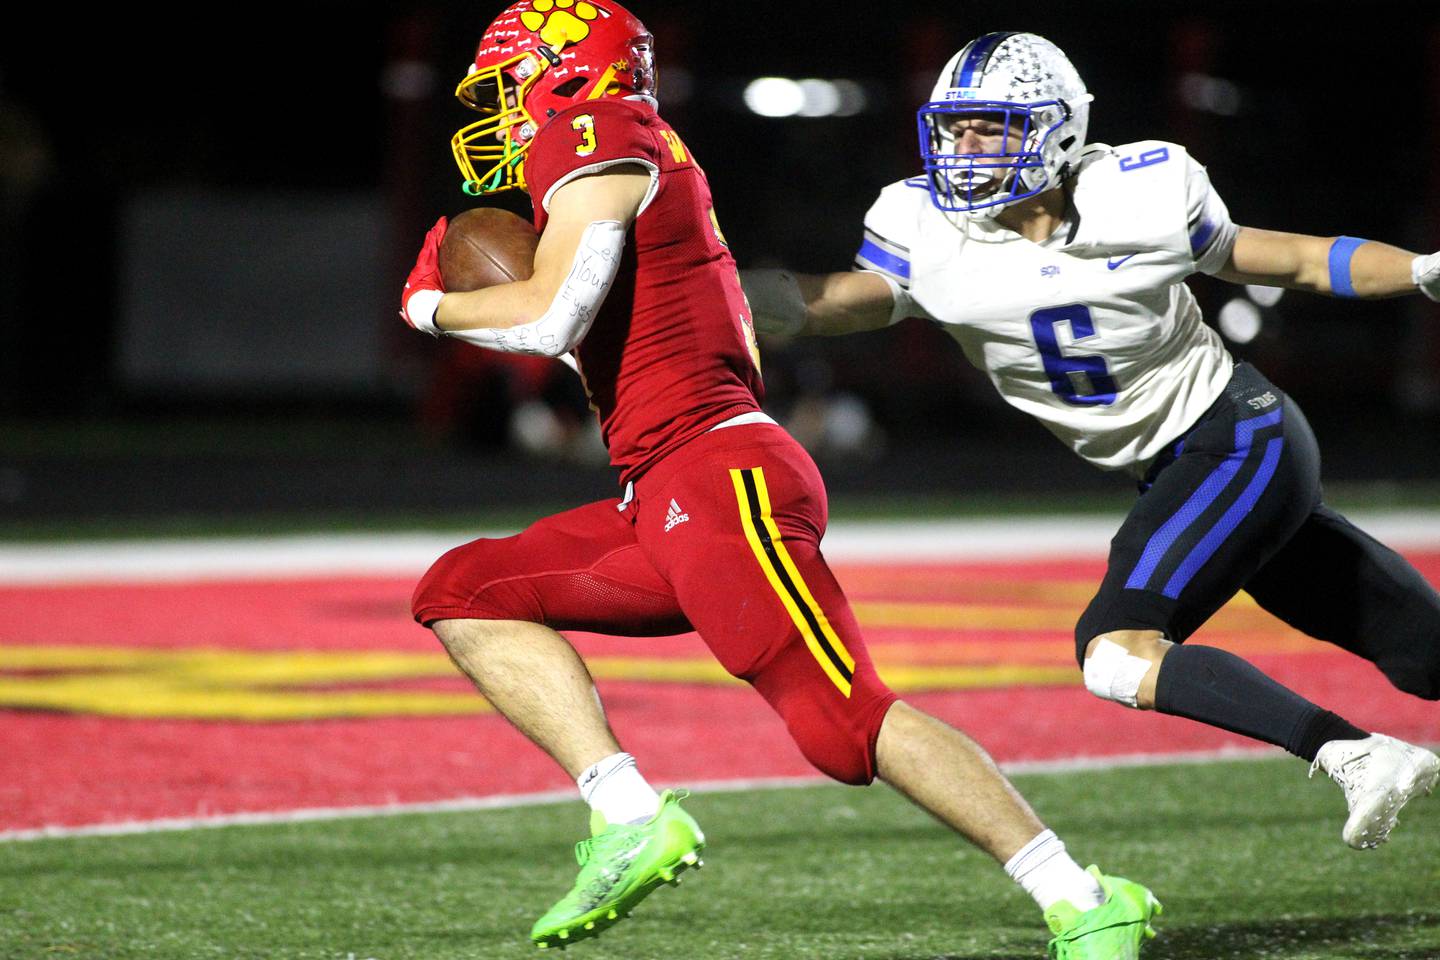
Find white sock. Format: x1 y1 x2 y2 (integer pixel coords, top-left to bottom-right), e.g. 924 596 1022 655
1003 830 1104 913
576 752 661 825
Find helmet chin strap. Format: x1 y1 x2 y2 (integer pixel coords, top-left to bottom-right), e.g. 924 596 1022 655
463 150 525 196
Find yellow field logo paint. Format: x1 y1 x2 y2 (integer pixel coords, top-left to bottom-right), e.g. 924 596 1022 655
0 644 1073 721
0 646 485 721
0 595 1309 720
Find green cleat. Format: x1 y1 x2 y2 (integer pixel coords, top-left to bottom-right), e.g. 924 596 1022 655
531 789 705 950
1044 866 1161 960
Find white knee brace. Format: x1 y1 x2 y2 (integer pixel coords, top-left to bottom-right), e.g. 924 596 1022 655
1083 638 1155 708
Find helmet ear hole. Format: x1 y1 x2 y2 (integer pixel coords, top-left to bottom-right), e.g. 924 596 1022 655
551 77 588 99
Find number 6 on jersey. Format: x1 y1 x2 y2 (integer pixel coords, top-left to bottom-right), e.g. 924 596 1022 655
1030 304 1117 406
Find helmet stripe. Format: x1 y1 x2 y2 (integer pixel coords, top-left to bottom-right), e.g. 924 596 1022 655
954 31 1019 88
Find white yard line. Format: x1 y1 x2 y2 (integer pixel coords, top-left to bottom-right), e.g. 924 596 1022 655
0 746 1291 843
4 512 1440 584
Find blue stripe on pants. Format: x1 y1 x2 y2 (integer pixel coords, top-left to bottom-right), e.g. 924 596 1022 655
1125 408 1284 593
1162 436 1285 598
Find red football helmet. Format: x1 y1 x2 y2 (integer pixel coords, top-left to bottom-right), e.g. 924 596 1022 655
450 0 657 196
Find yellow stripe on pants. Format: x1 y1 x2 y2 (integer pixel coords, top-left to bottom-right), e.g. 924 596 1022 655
729 467 855 697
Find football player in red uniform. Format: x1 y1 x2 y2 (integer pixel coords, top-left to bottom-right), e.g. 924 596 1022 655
399 4 1160 956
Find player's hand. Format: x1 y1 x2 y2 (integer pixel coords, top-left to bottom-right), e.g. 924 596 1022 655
401 217 449 335
1415 251 1440 302
740 268 808 336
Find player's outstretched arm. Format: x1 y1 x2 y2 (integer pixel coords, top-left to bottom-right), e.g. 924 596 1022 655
1216 227 1440 301
741 268 902 337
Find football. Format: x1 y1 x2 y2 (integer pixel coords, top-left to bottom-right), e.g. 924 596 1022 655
439 207 539 292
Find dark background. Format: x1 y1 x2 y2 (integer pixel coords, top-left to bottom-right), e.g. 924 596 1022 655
3 2 1438 526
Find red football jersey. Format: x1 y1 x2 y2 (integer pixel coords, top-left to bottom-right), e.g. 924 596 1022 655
523 98 764 485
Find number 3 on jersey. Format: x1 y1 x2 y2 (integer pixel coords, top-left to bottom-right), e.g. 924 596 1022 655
1030 304 1117 406
572 114 597 157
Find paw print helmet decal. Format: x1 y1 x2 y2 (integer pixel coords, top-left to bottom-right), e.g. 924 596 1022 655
913 32 1093 219
450 0 657 195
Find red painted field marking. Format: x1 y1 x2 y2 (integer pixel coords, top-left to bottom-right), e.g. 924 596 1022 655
2 553 1437 833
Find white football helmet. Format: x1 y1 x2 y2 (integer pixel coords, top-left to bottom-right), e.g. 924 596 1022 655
914 32 1093 218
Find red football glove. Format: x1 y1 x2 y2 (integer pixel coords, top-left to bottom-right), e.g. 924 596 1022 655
400 216 448 335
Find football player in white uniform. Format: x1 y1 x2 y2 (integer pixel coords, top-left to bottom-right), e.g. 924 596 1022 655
744 31 1440 852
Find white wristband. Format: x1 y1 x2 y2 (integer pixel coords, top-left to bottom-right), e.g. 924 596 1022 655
404 288 444 336
1414 251 1440 303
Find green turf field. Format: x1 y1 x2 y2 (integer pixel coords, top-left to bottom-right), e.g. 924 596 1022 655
4 757 1437 960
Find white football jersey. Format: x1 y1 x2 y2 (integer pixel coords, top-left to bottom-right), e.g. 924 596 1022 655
856 141 1239 476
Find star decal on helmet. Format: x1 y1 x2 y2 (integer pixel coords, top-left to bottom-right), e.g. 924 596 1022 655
521 0 600 49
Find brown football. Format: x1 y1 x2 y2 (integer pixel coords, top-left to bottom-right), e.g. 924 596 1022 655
439 207 539 292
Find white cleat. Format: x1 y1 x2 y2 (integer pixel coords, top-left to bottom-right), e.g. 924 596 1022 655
1309 733 1440 849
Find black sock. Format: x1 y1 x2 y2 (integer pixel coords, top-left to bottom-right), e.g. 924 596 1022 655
1294 710 1370 763
1153 645 1364 761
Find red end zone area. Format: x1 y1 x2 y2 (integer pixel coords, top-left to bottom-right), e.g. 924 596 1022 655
3 551 1438 834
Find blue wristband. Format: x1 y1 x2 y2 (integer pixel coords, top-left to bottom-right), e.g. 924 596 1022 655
1328 236 1366 298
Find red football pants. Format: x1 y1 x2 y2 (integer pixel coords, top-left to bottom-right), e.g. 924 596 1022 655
412 423 898 784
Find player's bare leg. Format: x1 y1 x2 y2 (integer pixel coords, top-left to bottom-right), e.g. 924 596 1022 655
433 617 620 776
433 618 704 948
1083 629 1440 848
875 700 1044 862
876 699 1160 957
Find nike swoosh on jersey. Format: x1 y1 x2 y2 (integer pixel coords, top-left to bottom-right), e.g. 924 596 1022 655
1106 254 1137 270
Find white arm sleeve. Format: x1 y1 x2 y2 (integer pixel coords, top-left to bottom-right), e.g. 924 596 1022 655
446 220 626 358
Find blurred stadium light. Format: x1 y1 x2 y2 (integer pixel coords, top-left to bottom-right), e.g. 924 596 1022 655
1178 72 1243 117
1218 298 1263 345
1245 285 1286 308
742 77 869 117
1 2 1437 523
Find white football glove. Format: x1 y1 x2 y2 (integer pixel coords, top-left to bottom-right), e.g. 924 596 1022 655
739 268 808 336
1415 251 1440 302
